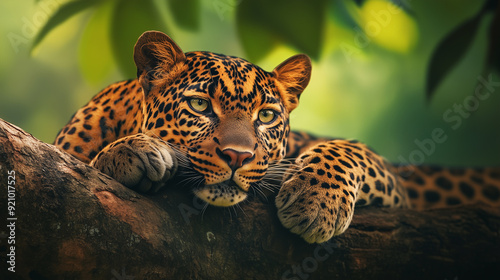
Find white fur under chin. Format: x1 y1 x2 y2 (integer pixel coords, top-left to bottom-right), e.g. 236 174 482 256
194 184 248 207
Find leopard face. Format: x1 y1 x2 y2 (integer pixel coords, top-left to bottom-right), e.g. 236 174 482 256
135 31 311 206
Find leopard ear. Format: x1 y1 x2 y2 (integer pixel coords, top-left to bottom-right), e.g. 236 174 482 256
272 54 312 112
133 31 186 94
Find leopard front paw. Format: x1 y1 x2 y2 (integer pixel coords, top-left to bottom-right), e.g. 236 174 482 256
90 134 177 193
276 171 356 243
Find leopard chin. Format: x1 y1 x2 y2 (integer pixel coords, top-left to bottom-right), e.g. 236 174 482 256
193 181 248 207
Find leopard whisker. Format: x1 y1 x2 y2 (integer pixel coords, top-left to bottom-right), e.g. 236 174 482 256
200 201 210 221
177 176 204 188
235 202 247 218
258 180 281 192
256 188 271 203
251 184 268 200
262 180 281 189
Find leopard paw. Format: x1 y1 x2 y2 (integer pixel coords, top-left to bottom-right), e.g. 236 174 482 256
276 169 357 243
90 134 177 192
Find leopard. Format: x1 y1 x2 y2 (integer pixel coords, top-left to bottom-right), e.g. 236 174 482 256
54 31 500 244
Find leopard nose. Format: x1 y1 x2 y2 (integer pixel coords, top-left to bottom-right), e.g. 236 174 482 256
217 148 255 170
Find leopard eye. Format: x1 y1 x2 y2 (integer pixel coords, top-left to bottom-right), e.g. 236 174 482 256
258 109 276 124
189 98 209 112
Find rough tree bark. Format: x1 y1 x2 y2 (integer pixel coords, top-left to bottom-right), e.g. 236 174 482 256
0 118 499 280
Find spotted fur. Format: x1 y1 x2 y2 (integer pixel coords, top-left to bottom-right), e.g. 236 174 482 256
55 31 500 243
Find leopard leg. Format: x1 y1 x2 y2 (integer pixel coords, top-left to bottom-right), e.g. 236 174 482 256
90 133 177 193
276 139 410 243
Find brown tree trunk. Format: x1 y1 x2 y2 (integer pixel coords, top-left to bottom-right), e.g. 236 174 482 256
0 118 499 280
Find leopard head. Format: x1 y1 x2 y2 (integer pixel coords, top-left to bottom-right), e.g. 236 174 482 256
134 31 311 206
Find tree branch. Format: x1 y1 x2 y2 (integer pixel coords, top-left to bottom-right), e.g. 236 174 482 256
0 118 499 279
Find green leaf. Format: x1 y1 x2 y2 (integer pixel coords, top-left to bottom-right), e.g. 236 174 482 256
425 14 482 101
486 2 500 73
31 0 100 53
78 1 115 85
355 0 414 16
236 21 277 62
166 0 200 31
110 0 167 78
353 0 366 6
388 0 415 16
330 0 358 29
236 0 327 62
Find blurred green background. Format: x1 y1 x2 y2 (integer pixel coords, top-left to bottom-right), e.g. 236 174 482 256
1 0 499 166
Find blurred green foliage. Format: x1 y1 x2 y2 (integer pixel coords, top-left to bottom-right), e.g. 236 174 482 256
1 0 499 166
236 0 327 61
426 0 500 99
